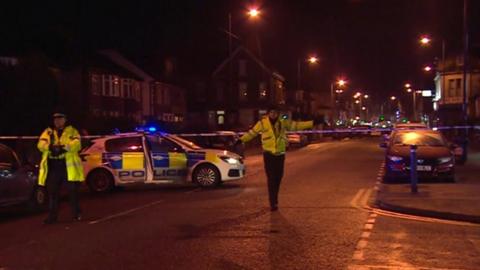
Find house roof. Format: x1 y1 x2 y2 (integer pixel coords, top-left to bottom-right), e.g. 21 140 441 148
212 46 284 81
99 50 155 81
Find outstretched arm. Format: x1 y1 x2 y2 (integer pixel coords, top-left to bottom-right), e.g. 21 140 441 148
240 121 263 143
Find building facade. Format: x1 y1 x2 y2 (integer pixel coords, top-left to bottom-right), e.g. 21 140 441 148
433 55 480 125
187 46 286 131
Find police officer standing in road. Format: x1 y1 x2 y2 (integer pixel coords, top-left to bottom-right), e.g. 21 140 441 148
238 106 316 211
37 112 84 224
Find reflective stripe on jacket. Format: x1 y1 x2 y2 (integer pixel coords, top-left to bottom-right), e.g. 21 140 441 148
37 125 85 186
240 117 313 155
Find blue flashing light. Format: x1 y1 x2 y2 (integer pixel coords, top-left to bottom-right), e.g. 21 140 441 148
148 126 157 132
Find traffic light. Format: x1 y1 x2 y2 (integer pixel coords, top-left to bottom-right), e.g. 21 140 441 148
379 115 385 121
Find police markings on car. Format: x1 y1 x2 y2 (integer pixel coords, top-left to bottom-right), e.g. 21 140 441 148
80 131 245 193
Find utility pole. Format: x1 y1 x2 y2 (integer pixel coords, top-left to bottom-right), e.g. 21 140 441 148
462 0 469 161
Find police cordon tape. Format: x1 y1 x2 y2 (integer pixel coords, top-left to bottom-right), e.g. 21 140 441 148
0 125 479 140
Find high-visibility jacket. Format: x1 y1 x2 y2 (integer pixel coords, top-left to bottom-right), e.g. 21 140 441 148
37 125 85 186
240 117 313 155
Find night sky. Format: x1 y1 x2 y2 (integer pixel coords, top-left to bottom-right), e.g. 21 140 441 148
1 0 479 105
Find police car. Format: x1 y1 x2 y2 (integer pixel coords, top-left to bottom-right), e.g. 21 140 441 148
81 132 245 193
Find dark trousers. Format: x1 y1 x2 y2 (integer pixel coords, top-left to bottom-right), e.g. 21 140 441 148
46 159 81 220
263 152 285 207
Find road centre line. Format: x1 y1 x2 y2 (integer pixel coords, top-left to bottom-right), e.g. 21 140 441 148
89 200 164 225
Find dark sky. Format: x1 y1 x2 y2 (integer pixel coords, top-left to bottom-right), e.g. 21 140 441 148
1 0 479 105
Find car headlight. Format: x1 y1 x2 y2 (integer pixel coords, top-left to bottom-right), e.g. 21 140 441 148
387 155 403 162
219 156 240 165
438 157 452 164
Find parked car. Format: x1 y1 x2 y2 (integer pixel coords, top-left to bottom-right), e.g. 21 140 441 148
180 131 244 157
287 133 309 147
380 129 461 182
0 143 46 210
81 131 245 193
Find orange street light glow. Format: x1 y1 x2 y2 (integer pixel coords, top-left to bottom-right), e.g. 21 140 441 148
404 83 411 88
390 96 397 101
420 36 431 45
337 79 346 86
308 56 318 63
364 94 369 99
407 88 413 93
424 66 432 72
248 8 260 17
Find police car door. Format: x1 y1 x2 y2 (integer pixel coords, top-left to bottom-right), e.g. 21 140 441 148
146 135 187 183
104 136 147 183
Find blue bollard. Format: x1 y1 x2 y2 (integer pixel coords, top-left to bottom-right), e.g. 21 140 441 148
410 144 418 193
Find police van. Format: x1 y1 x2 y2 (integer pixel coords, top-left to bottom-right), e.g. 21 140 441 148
81 132 245 193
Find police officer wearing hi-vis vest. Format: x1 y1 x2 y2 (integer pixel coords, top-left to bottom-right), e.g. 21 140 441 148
238 106 317 211
37 112 84 224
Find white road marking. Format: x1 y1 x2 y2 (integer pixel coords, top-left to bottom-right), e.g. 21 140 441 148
364 223 374 230
359 188 373 209
348 264 466 270
89 200 164 225
366 218 376 224
360 231 371 238
350 189 366 209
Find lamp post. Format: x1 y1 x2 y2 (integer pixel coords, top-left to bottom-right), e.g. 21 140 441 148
297 56 318 92
331 79 346 124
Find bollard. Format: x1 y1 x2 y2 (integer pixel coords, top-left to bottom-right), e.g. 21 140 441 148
410 144 418 193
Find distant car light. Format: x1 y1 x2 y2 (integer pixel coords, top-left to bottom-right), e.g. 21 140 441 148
438 157 452 164
387 155 403 162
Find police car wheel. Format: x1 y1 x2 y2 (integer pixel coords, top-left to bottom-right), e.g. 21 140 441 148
88 169 114 193
193 164 220 188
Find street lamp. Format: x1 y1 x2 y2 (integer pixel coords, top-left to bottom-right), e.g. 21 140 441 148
420 35 431 46
423 65 432 72
247 8 260 18
297 55 318 91
405 83 411 88
330 78 347 124
308 56 318 64
405 85 418 121
390 96 397 101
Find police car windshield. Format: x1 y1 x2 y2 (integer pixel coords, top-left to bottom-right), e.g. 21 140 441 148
167 135 203 150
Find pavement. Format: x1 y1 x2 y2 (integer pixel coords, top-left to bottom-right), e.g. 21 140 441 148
1 138 479 269
375 148 480 224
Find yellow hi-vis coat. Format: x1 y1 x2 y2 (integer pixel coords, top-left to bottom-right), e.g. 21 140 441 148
37 125 85 186
240 117 313 155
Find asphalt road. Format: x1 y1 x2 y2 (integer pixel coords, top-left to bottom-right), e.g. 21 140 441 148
0 138 479 270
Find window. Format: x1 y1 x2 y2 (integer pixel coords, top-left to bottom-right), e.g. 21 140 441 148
217 110 225 125
448 79 455 97
121 79 131 98
239 59 247 76
102 75 112 96
105 137 143 153
112 76 120 97
239 82 248 101
91 74 101 95
147 136 183 152
455 78 462 97
259 82 267 99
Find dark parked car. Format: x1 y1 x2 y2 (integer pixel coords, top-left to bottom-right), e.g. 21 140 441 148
181 131 244 157
380 130 460 182
0 143 46 209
